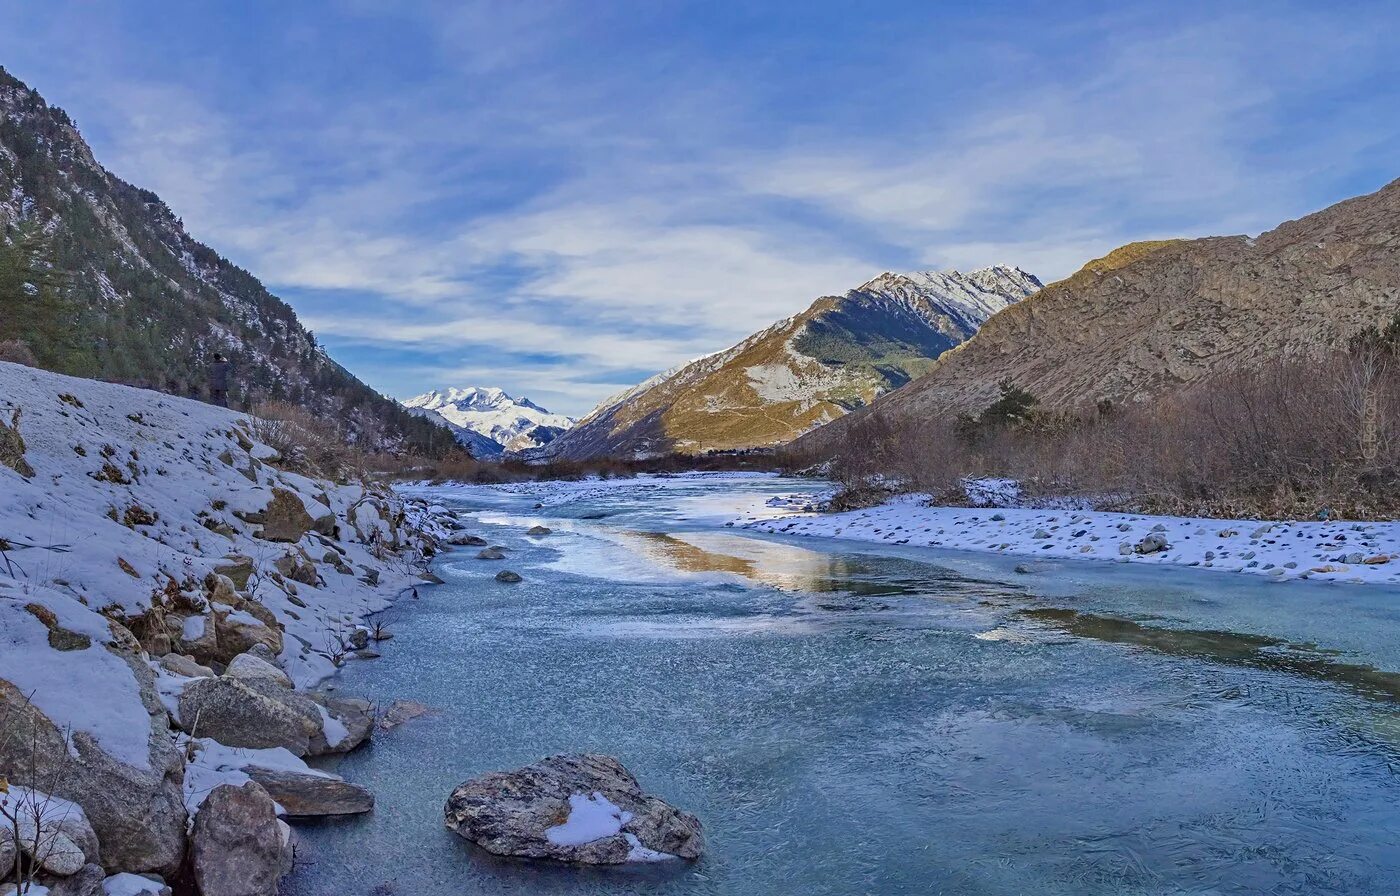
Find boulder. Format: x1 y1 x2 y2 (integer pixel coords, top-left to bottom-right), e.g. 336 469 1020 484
175 613 219 660
309 695 374 755
244 767 374 817
0 786 97 876
177 677 323 757
0 665 187 878
495 571 523 584
189 783 290 896
310 514 339 538
224 653 292 690
443 753 704 864
212 557 255 591
377 700 432 731
254 489 315 543
448 533 487 547
272 554 318 587
210 602 283 665
158 653 214 679
476 548 505 560
47 862 106 896
526 526 552 536
1134 533 1170 554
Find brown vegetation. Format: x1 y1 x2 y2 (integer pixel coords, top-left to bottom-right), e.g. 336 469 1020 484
786 319 1400 520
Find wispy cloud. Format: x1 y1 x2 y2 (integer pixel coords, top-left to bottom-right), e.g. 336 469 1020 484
1 0 1396 415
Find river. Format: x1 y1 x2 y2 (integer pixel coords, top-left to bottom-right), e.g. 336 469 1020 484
284 473 1400 896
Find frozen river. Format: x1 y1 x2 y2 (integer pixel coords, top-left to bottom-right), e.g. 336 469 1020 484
285 474 1400 895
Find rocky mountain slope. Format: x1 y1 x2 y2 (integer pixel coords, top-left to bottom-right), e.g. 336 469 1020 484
796 178 1400 453
402 386 574 457
0 359 455 892
0 66 449 454
542 266 1041 459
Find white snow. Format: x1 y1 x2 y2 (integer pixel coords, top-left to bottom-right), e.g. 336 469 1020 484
315 702 350 749
402 386 574 454
545 792 631 846
746 498 1400 586
101 873 166 896
179 736 332 817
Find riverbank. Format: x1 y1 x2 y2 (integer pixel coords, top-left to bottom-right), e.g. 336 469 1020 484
743 492 1400 585
0 360 452 894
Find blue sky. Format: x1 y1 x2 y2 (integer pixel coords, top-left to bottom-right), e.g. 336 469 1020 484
1 1 1397 415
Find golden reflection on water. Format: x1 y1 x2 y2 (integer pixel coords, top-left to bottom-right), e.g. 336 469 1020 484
622 530 871 593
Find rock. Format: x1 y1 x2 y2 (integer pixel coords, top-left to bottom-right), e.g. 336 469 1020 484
309 695 374 755
224 653 292 689
0 786 97 876
443 753 704 864
48 862 106 896
418 571 446 585
177 676 324 757
190 783 290 896
349 629 370 650
477 548 505 560
273 554 318 587
176 611 219 661
1013 564 1032 574
213 557 254 591
1150 523 1167 532
377 700 432 731
496 570 523 583
448 533 487 546
159 653 215 679
244 767 374 817
311 514 339 538
255 488 315 543
204 573 242 607
0 662 187 878
1032 529 1051 540
990 513 1005 521
1118 542 1133 555
1134 533 1170 554
210 602 283 665
526 526 552 536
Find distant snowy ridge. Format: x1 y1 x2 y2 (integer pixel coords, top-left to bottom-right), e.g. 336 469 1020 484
402 386 575 456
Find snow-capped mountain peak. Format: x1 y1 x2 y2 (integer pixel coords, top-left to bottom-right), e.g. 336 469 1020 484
401 386 575 456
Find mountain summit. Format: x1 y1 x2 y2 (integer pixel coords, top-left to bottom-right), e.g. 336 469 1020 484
402 386 575 456
542 265 1041 460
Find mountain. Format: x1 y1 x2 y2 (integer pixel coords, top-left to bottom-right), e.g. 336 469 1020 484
402 386 575 457
797 178 1400 453
0 66 451 454
542 266 1041 460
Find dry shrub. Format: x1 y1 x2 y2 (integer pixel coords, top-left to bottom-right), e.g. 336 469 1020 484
812 339 1400 520
0 340 36 367
249 400 367 481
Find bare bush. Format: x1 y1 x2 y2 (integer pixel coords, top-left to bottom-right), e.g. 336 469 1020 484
814 331 1400 520
248 401 364 482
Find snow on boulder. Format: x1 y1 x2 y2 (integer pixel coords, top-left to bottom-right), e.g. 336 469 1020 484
443 754 703 864
0 581 187 877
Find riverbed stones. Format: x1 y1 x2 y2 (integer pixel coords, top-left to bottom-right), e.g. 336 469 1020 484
526 526 552 536
476 548 505 560
448 533 487 546
1134 533 1170 554
377 700 432 731
496 570 523 583
443 753 704 864
244 767 374 817
190 783 291 896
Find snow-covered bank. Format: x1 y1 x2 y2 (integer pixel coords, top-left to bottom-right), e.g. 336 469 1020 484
743 494 1400 586
0 360 448 891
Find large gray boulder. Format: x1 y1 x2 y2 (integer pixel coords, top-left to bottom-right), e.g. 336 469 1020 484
443 754 703 864
0 655 187 878
177 677 323 757
244 766 374 817
189 783 291 896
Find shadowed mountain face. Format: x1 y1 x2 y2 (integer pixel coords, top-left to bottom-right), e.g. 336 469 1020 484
0 66 449 452
543 266 1041 460
798 178 1400 454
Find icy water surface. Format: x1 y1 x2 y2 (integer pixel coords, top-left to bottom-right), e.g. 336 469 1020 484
286 474 1400 896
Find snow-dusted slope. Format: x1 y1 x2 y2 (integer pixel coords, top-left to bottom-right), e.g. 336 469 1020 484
543 265 1041 460
402 386 575 456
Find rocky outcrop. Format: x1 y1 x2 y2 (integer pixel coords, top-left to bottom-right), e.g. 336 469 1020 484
443 754 704 864
189 783 291 896
250 489 316 543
